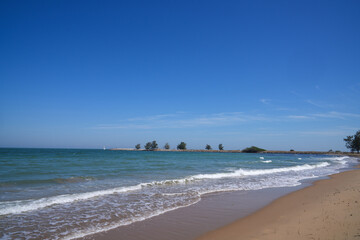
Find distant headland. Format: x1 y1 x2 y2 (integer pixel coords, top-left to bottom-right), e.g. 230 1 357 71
109 130 360 156
108 148 360 156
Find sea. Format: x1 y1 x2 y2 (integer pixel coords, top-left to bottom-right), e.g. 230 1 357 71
0 148 358 240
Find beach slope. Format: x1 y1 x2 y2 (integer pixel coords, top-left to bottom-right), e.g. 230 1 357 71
198 167 360 240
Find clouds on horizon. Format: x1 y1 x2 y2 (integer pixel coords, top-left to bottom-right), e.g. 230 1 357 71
94 110 360 130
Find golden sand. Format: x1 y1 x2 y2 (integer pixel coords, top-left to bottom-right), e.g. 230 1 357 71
198 167 360 240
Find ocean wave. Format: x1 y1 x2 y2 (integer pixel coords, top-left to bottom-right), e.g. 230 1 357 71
192 162 330 179
321 156 350 165
322 156 349 161
0 184 142 215
261 160 272 163
0 162 331 216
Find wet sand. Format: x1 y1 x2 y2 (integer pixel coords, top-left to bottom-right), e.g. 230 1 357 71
83 185 308 240
198 166 360 240
83 166 360 240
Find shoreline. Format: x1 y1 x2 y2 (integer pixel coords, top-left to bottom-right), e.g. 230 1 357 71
4 149 358 239
83 181 310 240
83 159 360 240
197 164 360 240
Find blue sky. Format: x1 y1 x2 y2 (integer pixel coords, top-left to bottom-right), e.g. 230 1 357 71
0 0 359 150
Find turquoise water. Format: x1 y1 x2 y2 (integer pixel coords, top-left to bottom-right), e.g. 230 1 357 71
0 148 357 239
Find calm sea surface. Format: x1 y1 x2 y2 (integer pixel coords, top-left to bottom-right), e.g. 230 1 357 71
0 148 357 239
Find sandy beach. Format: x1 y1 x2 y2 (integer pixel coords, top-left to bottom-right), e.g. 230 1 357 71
198 165 360 240
85 159 360 240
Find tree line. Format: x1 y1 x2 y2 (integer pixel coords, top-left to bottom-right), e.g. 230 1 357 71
135 141 225 151
135 142 264 152
131 130 360 153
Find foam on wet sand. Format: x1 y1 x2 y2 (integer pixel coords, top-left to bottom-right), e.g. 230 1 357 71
198 165 360 240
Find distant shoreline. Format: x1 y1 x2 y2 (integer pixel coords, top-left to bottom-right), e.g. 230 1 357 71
108 148 360 156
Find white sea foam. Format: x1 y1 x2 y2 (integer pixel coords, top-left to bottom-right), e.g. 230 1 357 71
62 161 333 240
2 155 354 240
0 161 331 216
192 162 330 180
63 172 320 240
62 197 201 240
0 184 142 216
2 150 357 240
327 156 348 161
322 156 350 165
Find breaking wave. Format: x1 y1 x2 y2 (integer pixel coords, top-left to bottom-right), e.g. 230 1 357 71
0 162 330 216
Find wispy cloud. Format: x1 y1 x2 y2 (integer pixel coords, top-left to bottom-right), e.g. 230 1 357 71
338 126 360 131
306 100 338 109
94 112 276 130
93 111 360 130
297 130 349 136
311 111 360 119
127 114 180 122
275 107 296 111
306 100 324 108
287 111 360 120
259 98 271 105
287 115 312 119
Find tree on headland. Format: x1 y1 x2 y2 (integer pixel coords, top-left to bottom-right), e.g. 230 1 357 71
344 130 360 153
242 146 266 153
151 140 158 150
135 144 141 150
144 142 152 150
205 144 212 150
177 142 187 150
144 141 158 150
164 143 170 149
218 144 224 151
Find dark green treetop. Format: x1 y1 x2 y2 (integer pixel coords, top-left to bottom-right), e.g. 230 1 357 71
144 142 152 150
242 146 266 153
344 130 360 153
177 142 187 150
151 140 158 150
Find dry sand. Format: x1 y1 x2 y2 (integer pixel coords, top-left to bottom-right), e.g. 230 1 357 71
198 167 360 240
